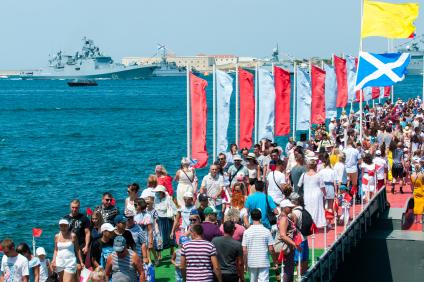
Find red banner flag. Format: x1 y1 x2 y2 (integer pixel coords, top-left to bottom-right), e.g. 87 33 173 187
384 86 391 97
371 87 381 100
310 223 318 234
325 210 335 221
86 207 93 216
190 73 208 168
274 66 291 136
32 228 43 238
239 68 255 149
311 65 326 124
334 55 348 108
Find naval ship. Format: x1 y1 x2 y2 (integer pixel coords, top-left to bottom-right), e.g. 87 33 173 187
396 34 424 76
19 37 157 80
152 44 186 77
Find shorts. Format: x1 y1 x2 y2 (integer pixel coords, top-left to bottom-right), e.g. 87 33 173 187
294 239 309 263
392 164 404 179
56 265 76 274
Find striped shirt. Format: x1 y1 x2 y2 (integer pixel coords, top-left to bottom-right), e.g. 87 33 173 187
242 224 274 268
181 239 216 282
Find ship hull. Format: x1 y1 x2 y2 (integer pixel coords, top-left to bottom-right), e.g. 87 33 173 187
20 65 157 80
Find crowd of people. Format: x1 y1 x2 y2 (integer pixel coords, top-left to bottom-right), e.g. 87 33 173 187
1 97 424 282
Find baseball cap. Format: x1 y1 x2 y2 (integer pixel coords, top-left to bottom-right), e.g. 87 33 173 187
330 117 336 122
179 236 191 246
246 152 256 159
204 206 217 215
152 185 167 193
113 236 126 252
233 154 242 161
289 192 301 201
375 150 381 156
59 219 69 226
198 193 208 201
114 215 128 225
280 199 295 208
100 223 115 233
183 191 194 198
189 209 199 216
35 247 46 256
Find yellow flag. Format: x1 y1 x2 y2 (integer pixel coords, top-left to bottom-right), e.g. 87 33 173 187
361 0 419 38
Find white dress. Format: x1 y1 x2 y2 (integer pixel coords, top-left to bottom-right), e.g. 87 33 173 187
318 167 336 200
55 240 77 274
298 173 326 228
176 169 194 207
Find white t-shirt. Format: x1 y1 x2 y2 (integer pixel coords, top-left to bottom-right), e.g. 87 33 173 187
343 146 361 173
201 173 224 205
318 167 336 184
266 170 286 204
373 157 387 180
1 254 29 282
333 162 348 184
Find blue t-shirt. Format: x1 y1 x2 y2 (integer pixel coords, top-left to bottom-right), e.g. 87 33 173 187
245 192 277 229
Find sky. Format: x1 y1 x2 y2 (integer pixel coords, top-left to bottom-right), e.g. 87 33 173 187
0 0 423 69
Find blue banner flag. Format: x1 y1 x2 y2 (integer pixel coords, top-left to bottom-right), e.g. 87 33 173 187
346 56 357 103
355 52 410 90
296 67 311 131
324 64 337 119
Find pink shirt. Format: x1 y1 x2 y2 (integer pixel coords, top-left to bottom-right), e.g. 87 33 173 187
219 223 245 241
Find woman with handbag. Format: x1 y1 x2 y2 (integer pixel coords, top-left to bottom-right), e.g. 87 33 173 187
276 199 302 282
153 185 177 255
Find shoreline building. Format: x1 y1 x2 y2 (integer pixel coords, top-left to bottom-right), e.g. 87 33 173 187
122 54 260 72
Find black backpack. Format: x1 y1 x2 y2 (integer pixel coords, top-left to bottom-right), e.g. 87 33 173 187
294 206 314 236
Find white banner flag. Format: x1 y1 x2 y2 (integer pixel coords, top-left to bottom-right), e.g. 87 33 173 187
216 70 233 154
258 68 275 142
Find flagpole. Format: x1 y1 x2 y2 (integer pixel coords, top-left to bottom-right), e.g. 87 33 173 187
390 39 395 104
422 53 424 103
186 65 191 159
309 59 312 141
235 63 239 146
213 64 217 161
293 61 297 140
359 0 364 141
32 236 36 257
255 63 259 144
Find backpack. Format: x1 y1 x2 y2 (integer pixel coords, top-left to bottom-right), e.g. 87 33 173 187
294 206 314 237
100 245 114 268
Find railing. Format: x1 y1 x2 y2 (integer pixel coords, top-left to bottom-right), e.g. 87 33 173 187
301 187 388 282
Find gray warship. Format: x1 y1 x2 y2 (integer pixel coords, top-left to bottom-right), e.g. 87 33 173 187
152 44 186 77
19 37 157 80
396 34 424 75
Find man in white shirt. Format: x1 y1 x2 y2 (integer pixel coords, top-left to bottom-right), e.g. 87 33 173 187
242 209 278 282
266 159 286 205
200 164 225 219
343 139 361 194
0 239 29 282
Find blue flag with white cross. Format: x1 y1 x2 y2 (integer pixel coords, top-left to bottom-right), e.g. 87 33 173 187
354 52 410 91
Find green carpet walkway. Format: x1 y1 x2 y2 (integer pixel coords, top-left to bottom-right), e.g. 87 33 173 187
153 248 324 281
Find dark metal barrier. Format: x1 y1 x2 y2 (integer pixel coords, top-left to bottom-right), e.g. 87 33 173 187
301 187 388 282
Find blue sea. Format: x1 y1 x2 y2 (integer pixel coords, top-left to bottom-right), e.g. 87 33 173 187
0 75 422 254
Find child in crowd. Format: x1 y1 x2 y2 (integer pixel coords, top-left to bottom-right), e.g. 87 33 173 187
89 266 107 282
337 185 352 227
35 247 51 282
171 236 191 282
146 196 163 265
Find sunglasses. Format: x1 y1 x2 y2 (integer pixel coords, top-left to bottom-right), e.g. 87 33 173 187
219 158 225 160
189 218 199 222
105 199 112 202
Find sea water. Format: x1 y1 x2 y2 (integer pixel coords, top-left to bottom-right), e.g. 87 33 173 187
0 75 422 253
